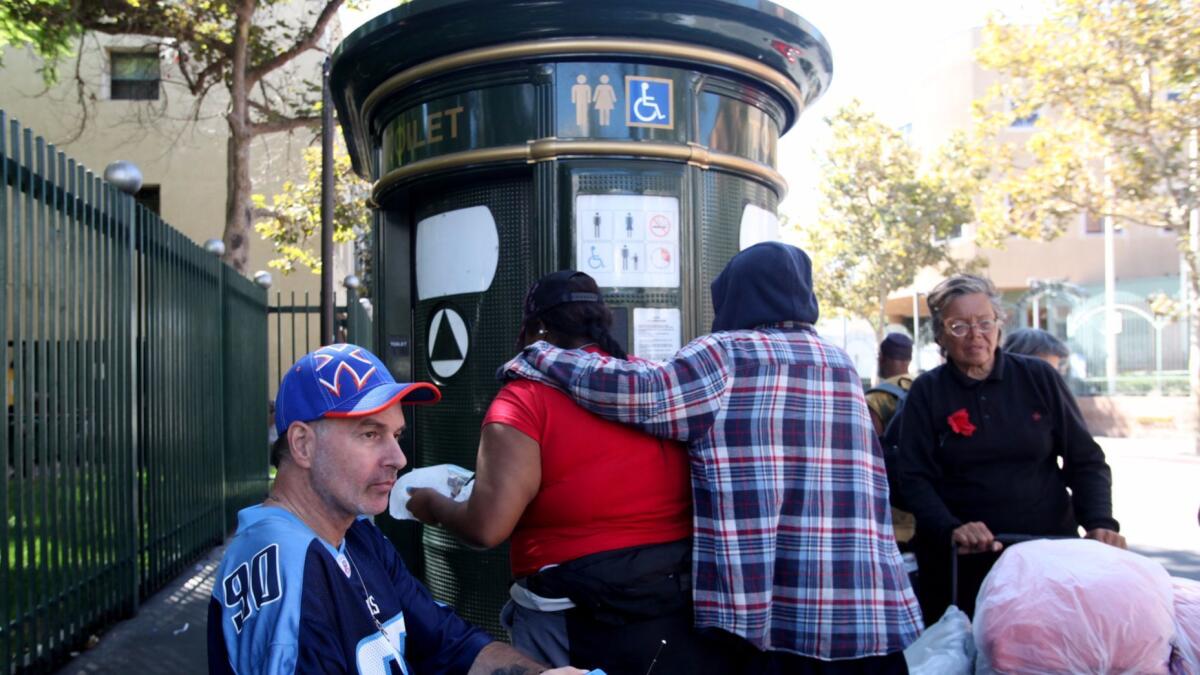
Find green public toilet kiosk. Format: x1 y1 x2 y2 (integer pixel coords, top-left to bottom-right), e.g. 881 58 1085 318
330 0 831 638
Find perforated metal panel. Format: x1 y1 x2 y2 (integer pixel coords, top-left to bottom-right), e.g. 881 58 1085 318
697 171 779 334
412 176 533 640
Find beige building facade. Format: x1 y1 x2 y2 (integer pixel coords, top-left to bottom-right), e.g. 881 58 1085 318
881 28 1183 319
0 32 352 300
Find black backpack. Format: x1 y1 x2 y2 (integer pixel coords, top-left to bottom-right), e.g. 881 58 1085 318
866 381 908 508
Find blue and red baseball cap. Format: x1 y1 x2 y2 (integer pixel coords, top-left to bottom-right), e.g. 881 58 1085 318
274 343 440 436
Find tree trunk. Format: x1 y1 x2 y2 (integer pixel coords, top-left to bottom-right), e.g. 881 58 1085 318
222 0 255 274
223 131 252 273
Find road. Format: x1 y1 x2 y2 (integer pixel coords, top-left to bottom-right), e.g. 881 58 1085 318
1102 436 1200 580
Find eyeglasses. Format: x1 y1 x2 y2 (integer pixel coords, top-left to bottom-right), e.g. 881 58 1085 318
945 318 1000 338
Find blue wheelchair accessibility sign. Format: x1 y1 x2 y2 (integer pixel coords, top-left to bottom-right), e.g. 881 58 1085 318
625 76 674 129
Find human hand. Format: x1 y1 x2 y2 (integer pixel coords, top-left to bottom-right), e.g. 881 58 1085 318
405 487 445 525
542 669 590 675
1085 527 1126 549
952 521 1002 554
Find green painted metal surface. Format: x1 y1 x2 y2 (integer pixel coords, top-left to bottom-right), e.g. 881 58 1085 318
332 0 826 643
0 110 271 673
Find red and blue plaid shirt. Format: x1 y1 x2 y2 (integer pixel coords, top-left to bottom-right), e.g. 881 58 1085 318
502 322 922 658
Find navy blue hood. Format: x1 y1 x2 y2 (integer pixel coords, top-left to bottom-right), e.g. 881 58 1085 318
711 242 820 332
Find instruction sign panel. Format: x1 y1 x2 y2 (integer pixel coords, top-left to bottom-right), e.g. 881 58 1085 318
575 195 680 288
633 308 681 361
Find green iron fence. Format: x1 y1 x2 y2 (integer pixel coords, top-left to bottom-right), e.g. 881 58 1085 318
0 110 270 673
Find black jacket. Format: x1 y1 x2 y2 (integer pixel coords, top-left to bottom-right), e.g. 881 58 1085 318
895 350 1118 541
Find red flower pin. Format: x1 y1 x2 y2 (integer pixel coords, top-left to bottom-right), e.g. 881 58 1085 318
947 408 976 437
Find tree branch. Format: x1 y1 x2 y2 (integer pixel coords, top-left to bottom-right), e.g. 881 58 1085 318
249 115 321 136
246 0 343 85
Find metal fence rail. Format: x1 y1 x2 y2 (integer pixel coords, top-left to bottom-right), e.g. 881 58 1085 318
267 289 373 399
0 110 269 673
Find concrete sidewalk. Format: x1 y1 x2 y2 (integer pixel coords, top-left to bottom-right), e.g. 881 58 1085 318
55 546 223 674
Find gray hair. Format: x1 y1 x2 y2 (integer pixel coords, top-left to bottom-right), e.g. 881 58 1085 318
1003 328 1069 359
926 274 1007 345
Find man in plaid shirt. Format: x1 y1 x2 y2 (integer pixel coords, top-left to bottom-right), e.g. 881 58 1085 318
501 242 921 673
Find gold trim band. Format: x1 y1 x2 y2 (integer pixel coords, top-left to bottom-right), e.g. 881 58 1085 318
360 38 804 133
372 139 786 204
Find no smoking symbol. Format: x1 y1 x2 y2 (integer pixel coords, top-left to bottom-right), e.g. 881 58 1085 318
649 214 671 238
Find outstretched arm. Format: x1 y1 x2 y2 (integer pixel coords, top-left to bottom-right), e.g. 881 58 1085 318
500 336 730 442
468 642 586 675
408 422 540 549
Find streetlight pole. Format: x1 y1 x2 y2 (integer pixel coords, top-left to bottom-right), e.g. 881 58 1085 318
320 56 335 346
1103 158 1118 395
912 291 922 374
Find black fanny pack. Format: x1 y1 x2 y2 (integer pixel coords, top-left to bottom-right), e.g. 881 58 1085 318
524 538 692 625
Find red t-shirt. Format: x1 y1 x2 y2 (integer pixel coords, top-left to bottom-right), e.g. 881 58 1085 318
484 351 692 577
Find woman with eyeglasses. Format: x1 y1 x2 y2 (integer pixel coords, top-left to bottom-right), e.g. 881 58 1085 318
893 274 1125 622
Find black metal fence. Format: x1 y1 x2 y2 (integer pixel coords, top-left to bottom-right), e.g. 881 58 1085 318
267 289 373 399
0 110 270 672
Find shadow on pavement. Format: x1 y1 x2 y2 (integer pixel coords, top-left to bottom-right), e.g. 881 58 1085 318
55 545 223 674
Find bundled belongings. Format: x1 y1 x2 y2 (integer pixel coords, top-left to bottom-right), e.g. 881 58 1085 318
903 606 974 675
1173 577 1200 675
973 539 1175 674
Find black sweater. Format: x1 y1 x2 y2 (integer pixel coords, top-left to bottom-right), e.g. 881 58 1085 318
895 350 1118 541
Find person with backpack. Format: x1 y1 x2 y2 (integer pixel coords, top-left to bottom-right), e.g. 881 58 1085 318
865 333 915 546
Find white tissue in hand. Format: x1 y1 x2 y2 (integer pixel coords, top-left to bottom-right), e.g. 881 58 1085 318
389 464 474 521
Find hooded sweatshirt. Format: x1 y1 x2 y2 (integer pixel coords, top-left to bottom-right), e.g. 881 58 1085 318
711 241 819 331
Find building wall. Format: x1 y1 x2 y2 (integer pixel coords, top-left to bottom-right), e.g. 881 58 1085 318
881 27 1183 297
0 33 341 298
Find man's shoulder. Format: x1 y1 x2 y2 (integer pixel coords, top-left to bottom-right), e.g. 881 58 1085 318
218 507 321 595
885 374 914 391
211 508 318 674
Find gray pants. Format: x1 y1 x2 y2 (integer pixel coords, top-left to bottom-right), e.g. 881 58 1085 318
500 599 571 667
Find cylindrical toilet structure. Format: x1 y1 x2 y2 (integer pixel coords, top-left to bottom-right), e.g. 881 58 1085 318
331 0 831 638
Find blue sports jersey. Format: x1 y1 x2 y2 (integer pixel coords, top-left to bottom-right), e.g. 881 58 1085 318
208 505 492 674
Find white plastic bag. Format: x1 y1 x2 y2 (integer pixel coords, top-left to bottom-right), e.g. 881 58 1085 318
389 464 474 520
904 605 974 675
1172 576 1200 675
974 539 1174 675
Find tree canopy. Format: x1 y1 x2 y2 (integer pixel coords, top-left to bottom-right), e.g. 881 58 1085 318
971 0 1200 411
253 137 371 285
799 100 978 338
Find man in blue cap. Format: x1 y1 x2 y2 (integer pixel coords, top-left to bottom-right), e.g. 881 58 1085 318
208 343 586 675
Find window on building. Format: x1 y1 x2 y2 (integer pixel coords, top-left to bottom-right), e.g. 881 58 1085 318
1010 109 1040 128
135 185 161 215
1006 98 1040 128
110 51 160 101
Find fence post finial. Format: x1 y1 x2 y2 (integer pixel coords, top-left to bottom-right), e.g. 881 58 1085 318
103 160 143 194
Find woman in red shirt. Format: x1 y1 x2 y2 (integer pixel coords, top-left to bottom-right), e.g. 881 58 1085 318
408 271 727 675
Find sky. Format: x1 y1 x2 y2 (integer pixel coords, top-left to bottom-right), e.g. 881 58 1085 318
770 0 1044 222
339 0 1044 221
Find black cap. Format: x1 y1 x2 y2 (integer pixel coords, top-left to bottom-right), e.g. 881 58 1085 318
521 270 600 321
880 333 913 360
